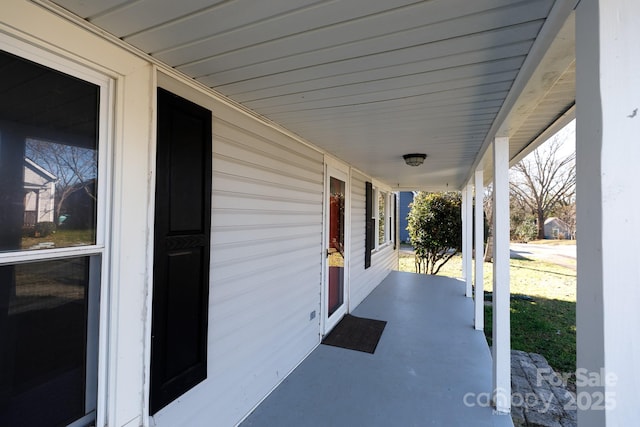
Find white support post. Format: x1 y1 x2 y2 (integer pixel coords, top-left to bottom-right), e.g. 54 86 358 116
461 184 468 282
576 1 640 426
463 182 473 297
474 169 484 331
492 136 510 413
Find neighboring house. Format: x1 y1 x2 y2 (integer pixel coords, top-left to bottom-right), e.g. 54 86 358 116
61 179 97 230
23 157 56 226
399 191 414 243
544 217 571 240
0 2 637 427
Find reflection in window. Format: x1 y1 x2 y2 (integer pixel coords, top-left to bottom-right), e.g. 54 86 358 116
328 177 345 316
0 49 101 427
379 192 386 245
24 139 98 247
0 49 99 252
329 177 345 259
0 257 98 426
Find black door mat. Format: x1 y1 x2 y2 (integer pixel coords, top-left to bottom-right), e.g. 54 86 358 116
321 314 387 354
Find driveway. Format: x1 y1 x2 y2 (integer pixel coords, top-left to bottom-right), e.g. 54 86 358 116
510 242 576 270
401 242 577 270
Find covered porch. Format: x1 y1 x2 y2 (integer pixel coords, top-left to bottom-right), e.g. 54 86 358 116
241 271 513 427
2 1 639 425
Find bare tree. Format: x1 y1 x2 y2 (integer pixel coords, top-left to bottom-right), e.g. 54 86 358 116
26 139 97 223
510 136 575 239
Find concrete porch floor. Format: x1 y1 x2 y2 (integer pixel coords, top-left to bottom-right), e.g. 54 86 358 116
241 271 514 427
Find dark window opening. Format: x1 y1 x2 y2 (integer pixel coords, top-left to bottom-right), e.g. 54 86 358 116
0 49 101 427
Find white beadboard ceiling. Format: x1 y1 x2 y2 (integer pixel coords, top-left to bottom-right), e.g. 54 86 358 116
48 0 576 190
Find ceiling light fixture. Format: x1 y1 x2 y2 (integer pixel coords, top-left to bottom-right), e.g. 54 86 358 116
403 153 427 167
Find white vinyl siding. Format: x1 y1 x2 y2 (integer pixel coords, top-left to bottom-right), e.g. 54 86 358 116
3 4 398 426
349 171 398 310
152 76 325 427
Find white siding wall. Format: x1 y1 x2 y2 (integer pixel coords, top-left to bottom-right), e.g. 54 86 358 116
3 3 398 426
155 76 324 427
349 171 398 309
210 113 325 425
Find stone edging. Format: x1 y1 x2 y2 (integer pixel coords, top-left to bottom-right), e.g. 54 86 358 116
511 350 577 427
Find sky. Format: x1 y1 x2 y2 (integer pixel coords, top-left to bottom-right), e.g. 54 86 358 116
542 118 575 158
557 118 576 156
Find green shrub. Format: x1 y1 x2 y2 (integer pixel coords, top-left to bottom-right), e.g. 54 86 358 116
35 221 57 237
513 219 537 242
407 192 462 274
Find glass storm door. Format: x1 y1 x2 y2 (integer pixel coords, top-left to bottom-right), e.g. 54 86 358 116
325 167 348 333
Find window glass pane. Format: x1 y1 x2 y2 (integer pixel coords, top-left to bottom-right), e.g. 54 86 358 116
378 192 386 245
328 177 345 316
0 50 99 252
0 257 96 427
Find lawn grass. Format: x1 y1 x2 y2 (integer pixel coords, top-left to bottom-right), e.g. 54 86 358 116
398 249 576 375
21 229 95 249
485 298 576 375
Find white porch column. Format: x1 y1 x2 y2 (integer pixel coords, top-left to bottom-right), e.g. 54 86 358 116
474 168 484 331
463 182 473 297
576 1 640 426
492 136 510 413
461 183 468 283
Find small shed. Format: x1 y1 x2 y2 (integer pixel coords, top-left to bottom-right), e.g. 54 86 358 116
544 217 571 239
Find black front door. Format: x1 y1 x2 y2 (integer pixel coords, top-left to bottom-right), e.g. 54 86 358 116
150 88 212 414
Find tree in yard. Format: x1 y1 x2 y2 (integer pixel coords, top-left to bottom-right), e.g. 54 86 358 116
510 136 575 240
510 195 537 242
407 191 461 275
25 139 97 225
483 184 494 262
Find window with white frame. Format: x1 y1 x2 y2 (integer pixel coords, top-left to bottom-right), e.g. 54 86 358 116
0 47 109 427
373 188 392 249
378 191 386 245
389 192 396 245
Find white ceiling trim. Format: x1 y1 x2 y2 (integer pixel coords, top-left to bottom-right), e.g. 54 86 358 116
40 0 577 191
29 0 334 158
465 0 578 186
